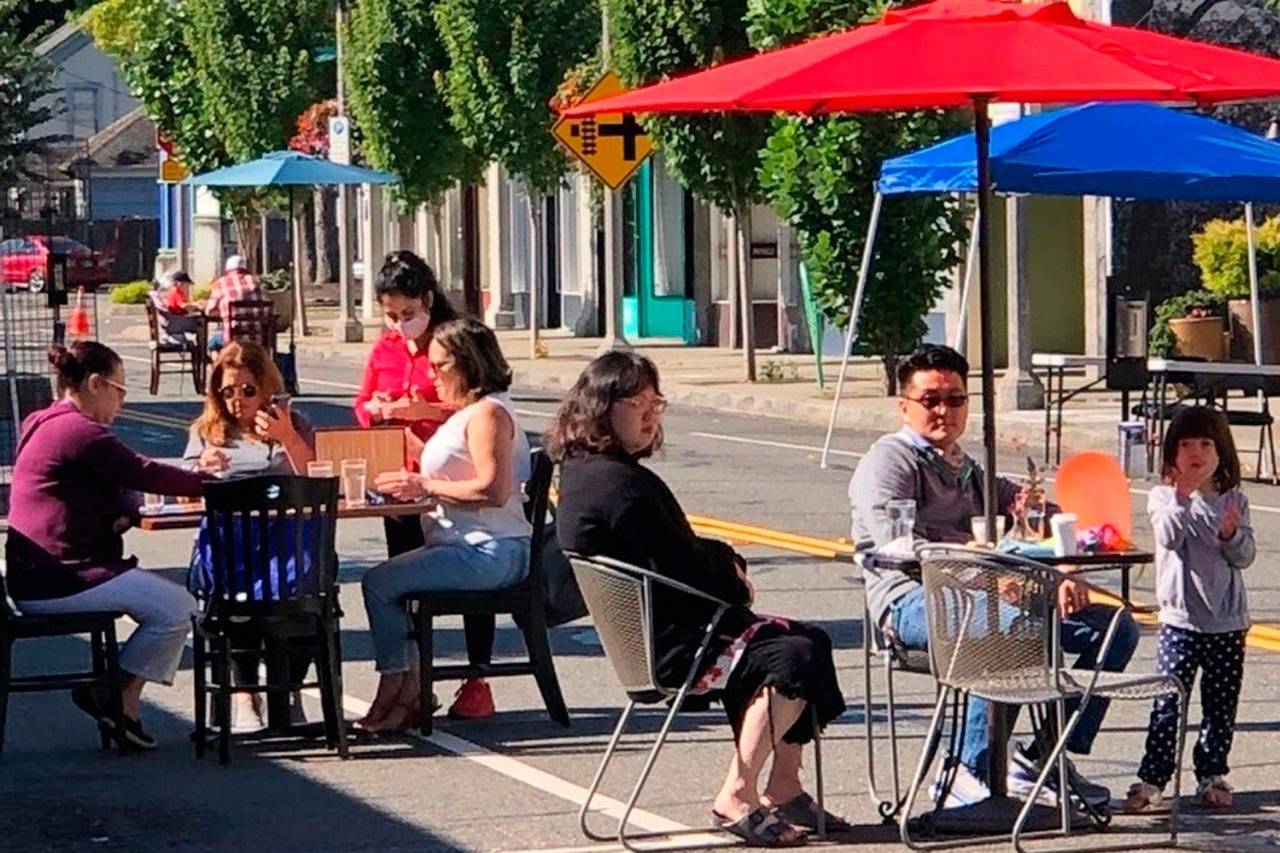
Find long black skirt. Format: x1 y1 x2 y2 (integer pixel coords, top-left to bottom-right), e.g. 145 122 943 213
717 619 845 746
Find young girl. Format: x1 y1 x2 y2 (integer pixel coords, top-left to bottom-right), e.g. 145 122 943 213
1126 406 1255 812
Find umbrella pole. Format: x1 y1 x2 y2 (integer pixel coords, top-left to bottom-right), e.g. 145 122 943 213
1245 202 1272 480
819 189 882 469
974 100 999 551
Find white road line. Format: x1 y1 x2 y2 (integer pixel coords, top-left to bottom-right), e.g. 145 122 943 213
688 430 1280 515
311 690 717 841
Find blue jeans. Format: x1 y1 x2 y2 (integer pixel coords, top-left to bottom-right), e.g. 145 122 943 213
889 585 1139 783
361 536 530 673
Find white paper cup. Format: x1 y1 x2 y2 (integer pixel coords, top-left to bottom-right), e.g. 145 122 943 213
1052 513 1079 557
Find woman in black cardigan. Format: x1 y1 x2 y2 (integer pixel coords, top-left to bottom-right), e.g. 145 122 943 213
549 352 847 847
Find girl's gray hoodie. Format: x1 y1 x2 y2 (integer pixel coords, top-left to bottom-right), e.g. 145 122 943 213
1147 486 1255 634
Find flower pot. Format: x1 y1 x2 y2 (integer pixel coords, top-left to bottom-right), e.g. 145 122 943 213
1168 315 1227 360
265 287 294 335
1227 297 1280 363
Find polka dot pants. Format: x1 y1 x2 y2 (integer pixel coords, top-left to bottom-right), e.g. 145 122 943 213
1137 625 1246 788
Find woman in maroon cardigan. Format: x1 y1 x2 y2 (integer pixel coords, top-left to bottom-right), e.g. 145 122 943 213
6 341 207 750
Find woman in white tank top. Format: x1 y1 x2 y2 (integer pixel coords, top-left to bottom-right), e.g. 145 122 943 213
358 319 532 732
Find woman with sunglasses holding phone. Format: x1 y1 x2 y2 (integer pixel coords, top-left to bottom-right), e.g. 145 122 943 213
182 342 315 732
185 341 313 477
7 342 209 750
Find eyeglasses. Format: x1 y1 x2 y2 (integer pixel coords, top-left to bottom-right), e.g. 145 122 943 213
220 383 258 401
102 377 128 399
619 395 668 414
903 392 968 411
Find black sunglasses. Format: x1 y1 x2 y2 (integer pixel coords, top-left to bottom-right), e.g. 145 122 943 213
219 383 258 401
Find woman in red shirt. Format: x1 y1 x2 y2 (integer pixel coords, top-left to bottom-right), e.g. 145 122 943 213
354 250 497 720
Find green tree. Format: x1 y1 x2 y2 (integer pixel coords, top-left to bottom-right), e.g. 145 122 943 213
608 0 772 379
344 0 480 208
750 0 965 391
0 0 58 200
434 0 597 356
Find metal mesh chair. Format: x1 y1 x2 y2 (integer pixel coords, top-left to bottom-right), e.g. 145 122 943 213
568 553 828 851
855 543 933 823
900 545 1187 853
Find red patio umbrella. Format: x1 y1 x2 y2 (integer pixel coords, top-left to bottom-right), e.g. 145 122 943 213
567 0 1280 544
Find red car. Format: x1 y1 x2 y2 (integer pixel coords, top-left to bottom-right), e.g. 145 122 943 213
0 235 112 293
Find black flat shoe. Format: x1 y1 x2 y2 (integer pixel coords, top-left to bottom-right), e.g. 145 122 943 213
70 685 112 725
120 717 156 750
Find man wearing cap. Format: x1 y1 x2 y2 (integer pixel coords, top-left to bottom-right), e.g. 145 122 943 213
205 255 260 350
152 270 201 345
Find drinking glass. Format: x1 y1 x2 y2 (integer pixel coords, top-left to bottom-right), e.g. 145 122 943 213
885 499 917 544
971 514 1009 545
341 459 368 507
307 460 334 479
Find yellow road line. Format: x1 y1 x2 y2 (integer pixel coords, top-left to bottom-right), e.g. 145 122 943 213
690 513 1280 655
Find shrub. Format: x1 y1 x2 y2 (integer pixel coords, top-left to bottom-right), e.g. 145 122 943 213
109 281 153 305
260 269 291 291
1192 216 1280 298
192 283 212 302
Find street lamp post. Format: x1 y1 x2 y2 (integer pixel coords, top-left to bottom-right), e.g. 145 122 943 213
597 4 630 354
331 0 363 343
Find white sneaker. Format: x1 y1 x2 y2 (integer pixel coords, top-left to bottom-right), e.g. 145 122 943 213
229 693 266 734
930 761 991 808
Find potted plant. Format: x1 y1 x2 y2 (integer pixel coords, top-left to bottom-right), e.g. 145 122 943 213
1192 216 1280 361
1150 289 1227 359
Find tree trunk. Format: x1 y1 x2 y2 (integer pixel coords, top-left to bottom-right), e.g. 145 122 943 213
313 186 337 285
881 353 899 396
298 192 316 287
528 193 543 359
735 204 757 382
233 214 261 272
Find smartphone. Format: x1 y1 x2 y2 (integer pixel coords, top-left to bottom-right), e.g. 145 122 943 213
269 393 291 412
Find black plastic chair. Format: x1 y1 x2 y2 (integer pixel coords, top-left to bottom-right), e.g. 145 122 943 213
0 528 127 757
191 475 347 764
404 448 570 735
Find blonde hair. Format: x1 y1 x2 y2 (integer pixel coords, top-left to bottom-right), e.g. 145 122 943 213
194 341 284 446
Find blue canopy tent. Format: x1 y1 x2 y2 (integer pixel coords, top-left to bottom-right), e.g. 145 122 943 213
187 152 398 391
821 102 1280 465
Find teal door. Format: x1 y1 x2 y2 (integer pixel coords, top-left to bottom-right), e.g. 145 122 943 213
622 161 696 343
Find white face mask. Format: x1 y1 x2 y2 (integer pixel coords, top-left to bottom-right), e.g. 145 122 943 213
385 313 430 341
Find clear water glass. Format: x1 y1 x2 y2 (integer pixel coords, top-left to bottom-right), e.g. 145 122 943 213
341 458 367 507
886 498 917 544
307 460 334 479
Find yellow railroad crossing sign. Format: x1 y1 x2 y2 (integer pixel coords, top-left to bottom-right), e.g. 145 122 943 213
552 71 653 190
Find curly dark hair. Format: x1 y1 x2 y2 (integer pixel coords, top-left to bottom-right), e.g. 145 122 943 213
545 351 663 462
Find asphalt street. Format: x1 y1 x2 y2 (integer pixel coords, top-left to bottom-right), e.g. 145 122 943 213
4 342 1280 851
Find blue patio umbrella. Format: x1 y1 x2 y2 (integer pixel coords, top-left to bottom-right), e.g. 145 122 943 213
821 103 1280 466
186 151 398 391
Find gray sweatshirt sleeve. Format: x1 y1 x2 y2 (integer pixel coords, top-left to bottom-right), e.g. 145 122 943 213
1222 492 1256 570
1147 485 1192 551
849 438 920 547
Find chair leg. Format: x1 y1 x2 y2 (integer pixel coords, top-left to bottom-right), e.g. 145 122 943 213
1011 700 1090 853
314 619 338 749
0 637 11 759
617 683 702 852
1169 683 1190 848
899 687 952 852
579 700 638 842
190 350 202 395
103 624 128 757
192 620 208 760
521 607 569 727
812 704 826 839
215 635 233 765
1268 422 1279 486
416 608 435 737
885 651 905 818
90 631 111 752
150 350 160 395
318 612 349 759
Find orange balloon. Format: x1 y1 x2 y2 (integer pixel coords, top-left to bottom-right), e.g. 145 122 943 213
1055 451 1133 541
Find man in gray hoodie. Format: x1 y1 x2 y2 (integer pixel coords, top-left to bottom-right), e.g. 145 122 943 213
849 344 1139 808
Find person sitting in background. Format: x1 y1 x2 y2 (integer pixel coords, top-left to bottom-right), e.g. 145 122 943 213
184 341 315 732
354 250 498 721
550 352 848 846
6 342 208 749
359 318 531 733
205 255 260 350
849 343 1137 808
151 270 201 346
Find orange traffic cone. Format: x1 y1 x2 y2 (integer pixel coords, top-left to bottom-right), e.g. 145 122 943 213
68 287 91 339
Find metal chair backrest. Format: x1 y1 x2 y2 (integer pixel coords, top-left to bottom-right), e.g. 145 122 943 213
228 299 276 350
916 545 1061 692
567 554 658 695
202 475 339 606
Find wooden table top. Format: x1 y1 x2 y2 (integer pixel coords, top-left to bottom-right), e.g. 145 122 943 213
137 499 427 531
